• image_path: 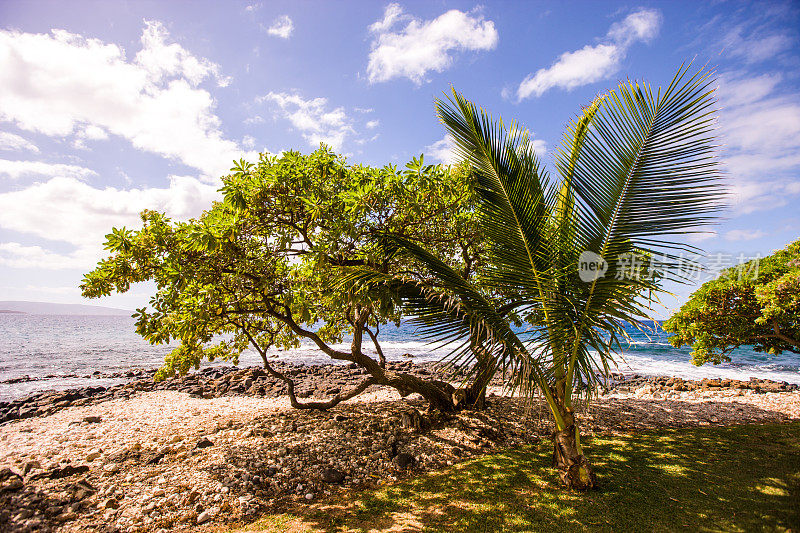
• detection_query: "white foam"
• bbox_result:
[260,340,800,385]
[613,352,800,384]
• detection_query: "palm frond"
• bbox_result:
[435,90,554,302]
[566,64,725,281]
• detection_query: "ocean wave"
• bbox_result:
[613,352,800,385]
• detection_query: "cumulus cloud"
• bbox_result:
[265,15,294,39]
[259,92,356,151]
[367,4,498,84]
[135,21,230,87]
[0,132,39,153]
[0,21,253,178]
[0,175,220,269]
[0,159,96,180]
[514,8,661,100]
[424,135,456,165]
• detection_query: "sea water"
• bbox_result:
[1,313,798,401]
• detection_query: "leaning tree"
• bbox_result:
[345,66,725,489]
[665,238,800,364]
[81,147,495,412]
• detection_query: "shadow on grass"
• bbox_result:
[275,422,800,533]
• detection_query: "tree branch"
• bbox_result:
[237,321,375,409]
[770,320,800,349]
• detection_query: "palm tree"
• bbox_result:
[346,65,724,489]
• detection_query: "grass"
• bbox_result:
[232,422,800,532]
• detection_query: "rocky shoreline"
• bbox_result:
[0,363,798,532]
[2,362,798,425]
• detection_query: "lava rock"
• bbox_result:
[321,468,345,484]
[0,468,23,492]
[195,437,214,449]
[392,453,415,469]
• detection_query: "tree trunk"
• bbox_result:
[461,362,494,409]
[552,422,596,490]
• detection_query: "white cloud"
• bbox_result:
[80,125,109,140]
[366,119,380,129]
[0,21,254,178]
[266,15,294,39]
[260,92,355,151]
[515,8,661,100]
[73,124,109,149]
[367,4,498,84]
[369,3,406,34]
[244,115,264,125]
[716,72,782,107]
[424,135,456,164]
[727,179,800,214]
[687,229,718,244]
[0,242,96,270]
[0,132,39,153]
[0,159,96,180]
[720,22,795,64]
[425,133,545,165]
[716,72,800,214]
[135,20,230,87]
[724,229,767,242]
[0,176,220,269]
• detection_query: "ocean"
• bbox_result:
[1,313,798,401]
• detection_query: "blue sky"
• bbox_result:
[0,0,798,317]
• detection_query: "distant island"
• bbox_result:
[0,301,133,316]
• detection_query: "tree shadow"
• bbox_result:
[286,421,800,532]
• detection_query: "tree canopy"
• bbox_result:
[345,65,725,489]
[664,238,800,365]
[81,147,490,411]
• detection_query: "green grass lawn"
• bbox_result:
[235,422,800,532]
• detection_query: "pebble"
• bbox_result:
[102,463,121,474]
[103,498,120,509]
[0,365,796,533]
[197,506,219,524]
[86,449,102,461]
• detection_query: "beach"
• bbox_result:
[1,364,798,533]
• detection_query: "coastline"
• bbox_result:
[2,361,799,425]
[0,362,798,532]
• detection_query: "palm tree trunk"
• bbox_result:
[551,406,597,490]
